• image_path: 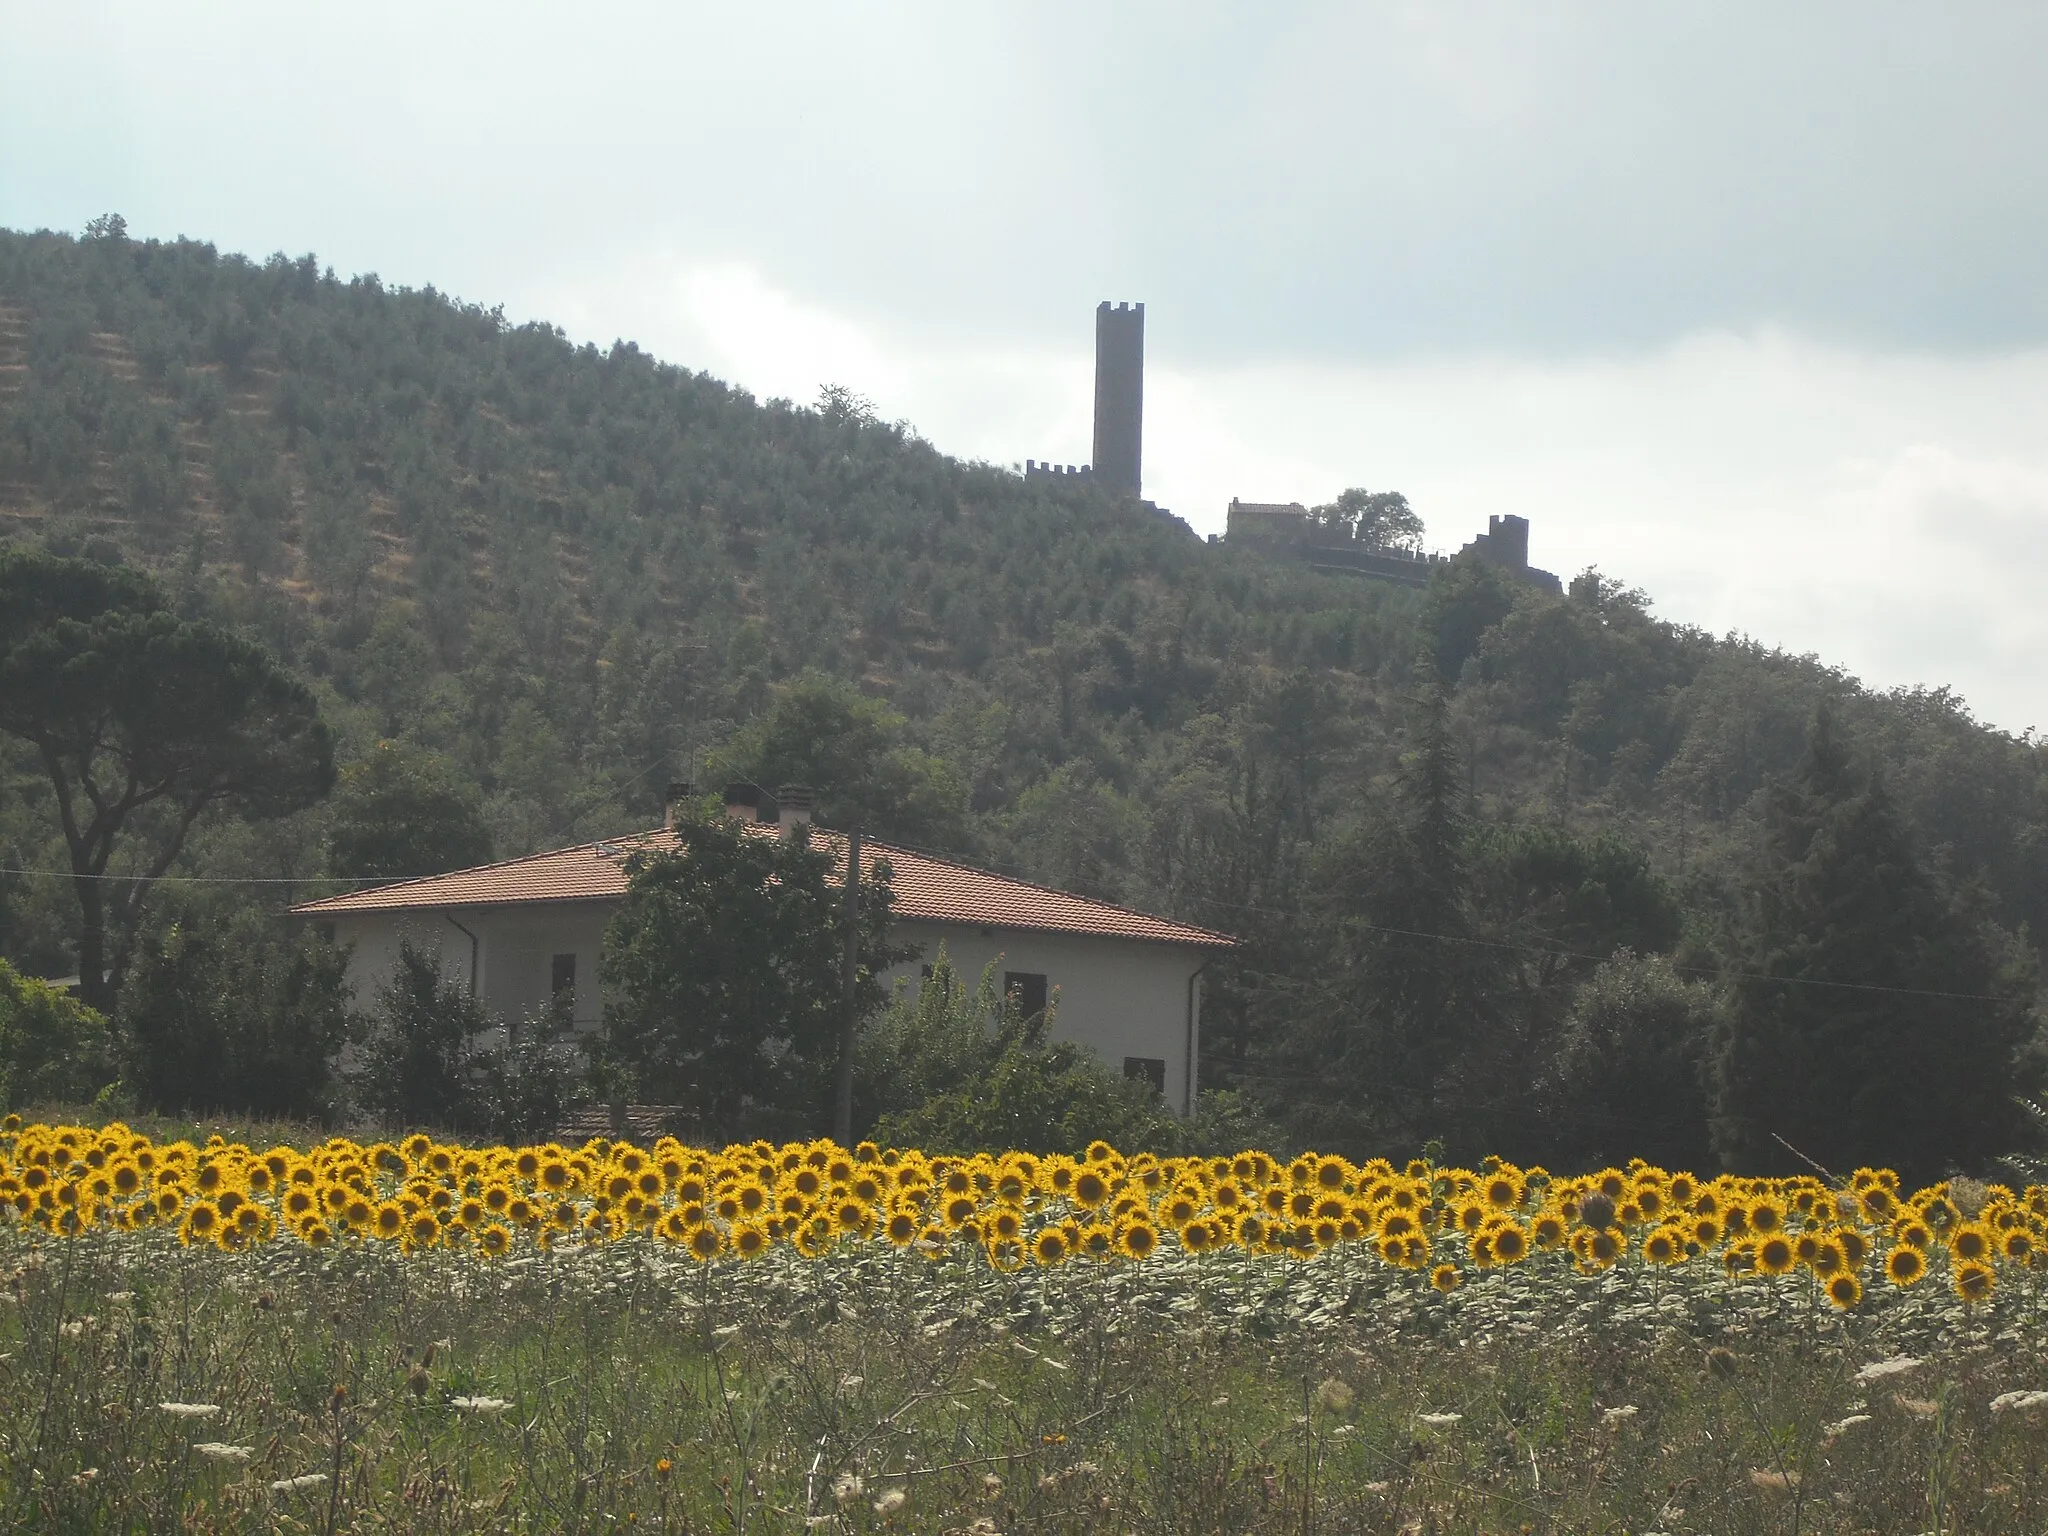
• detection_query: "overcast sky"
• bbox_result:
[6,3,2047,732]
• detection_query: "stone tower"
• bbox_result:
[1092,301,1144,499]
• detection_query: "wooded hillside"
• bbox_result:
[4,223,2043,1163]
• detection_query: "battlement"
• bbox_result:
[1025,460,1096,482]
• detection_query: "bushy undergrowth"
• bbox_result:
[5,1226,2048,1533]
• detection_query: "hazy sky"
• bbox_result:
[6,3,2047,732]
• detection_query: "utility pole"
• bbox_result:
[833,823,862,1146]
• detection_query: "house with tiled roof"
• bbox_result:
[292,785,1236,1115]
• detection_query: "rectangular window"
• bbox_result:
[1003,971,1048,1020]
[1124,1057,1167,1096]
[551,953,577,998]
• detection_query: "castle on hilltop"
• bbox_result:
[1025,301,1146,500]
[1021,302,1562,591]
[1226,501,1562,593]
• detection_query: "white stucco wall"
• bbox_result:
[882,922,1210,1115]
[320,905,1214,1114]
[323,902,612,1038]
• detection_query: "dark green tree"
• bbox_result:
[1713,712,2040,1183]
[719,672,969,848]
[600,815,899,1139]
[1419,557,1518,682]
[1468,823,1683,996]
[1537,952,1720,1173]
[326,739,493,884]
[0,549,334,1011]
[121,920,352,1119]
[1273,685,1503,1157]
[1311,488,1425,550]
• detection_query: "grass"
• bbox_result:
[5,1222,2048,1533]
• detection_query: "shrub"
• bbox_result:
[0,958,119,1108]
[121,922,349,1120]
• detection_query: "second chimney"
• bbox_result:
[722,782,763,822]
[664,781,694,829]
[776,784,814,835]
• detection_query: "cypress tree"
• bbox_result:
[1714,711,2038,1184]
[1282,684,1504,1158]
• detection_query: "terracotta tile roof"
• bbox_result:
[291,824,1237,949]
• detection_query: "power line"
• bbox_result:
[1,867,376,886]
[0,854,2023,1004]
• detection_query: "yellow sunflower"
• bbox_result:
[1883,1245,1926,1287]
[1117,1221,1159,1261]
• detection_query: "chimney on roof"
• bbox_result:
[722,782,763,822]
[663,782,694,829]
[776,784,814,835]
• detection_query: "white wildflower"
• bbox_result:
[449,1396,511,1415]
[158,1403,222,1419]
[1316,1378,1355,1412]
[832,1471,864,1503]
[1210,1395,1230,1407]
[271,1473,330,1493]
[1854,1356,1922,1383]
[1990,1390,2048,1415]
[59,1319,86,1338]
[1825,1413,1873,1437]
[1602,1405,1639,1424]
[838,1375,864,1394]
[1417,1411,1463,1427]
[194,1443,254,1462]
[872,1486,907,1515]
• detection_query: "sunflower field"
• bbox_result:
[7,1117,2043,1310]
[10,1117,2048,1532]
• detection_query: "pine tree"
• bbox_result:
[1714,711,2038,1184]
[1279,684,1504,1157]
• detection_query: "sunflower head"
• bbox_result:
[1950,1223,1993,1263]
[1755,1235,1796,1275]
[1952,1260,1995,1303]
[1884,1245,1927,1286]
[1032,1227,1070,1266]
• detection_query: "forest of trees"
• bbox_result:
[1,221,2043,1171]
